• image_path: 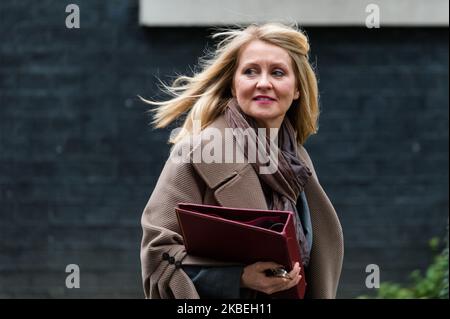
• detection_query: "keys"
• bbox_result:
[264,267,292,280]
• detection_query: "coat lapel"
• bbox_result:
[191,115,268,210]
[212,163,268,210]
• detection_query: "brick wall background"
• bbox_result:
[0,0,448,298]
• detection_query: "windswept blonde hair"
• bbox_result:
[141,22,320,145]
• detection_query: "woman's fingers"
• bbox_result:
[289,262,301,279]
[277,262,302,290]
[254,261,302,295]
[267,276,298,294]
[267,265,301,292]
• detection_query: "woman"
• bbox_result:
[140,23,344,299]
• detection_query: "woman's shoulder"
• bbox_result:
[297,144,311,161]
[169,114,230,160]
[167,114,249,187]
[297,144,318,181]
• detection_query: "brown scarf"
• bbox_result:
[224,98,312,266]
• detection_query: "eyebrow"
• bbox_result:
[240,61,290,69]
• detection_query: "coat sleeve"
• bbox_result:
[298,144,344,298]
[140,142,208,299]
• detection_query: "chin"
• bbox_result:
[250,111,280,121]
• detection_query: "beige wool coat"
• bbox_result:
[140,114,344,299]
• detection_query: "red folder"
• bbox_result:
[175,203,306,299]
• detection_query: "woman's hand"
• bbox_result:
[240,261,301,295]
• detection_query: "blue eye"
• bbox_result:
[244,68,257,75]
[273,70,285,77]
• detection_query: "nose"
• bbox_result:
[256,73,272,90]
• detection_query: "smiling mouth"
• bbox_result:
[253,97,276,104]
[253,96,277,103]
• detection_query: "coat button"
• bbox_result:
[175,261,182,269]
[168,256,175,264]
[162,253,170,261]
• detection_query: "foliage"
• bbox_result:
[359,236,449,299]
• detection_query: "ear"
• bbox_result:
[294,89,300,100]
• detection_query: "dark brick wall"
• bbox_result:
[0,0,448,298]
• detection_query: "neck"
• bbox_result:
[255,117,284,142]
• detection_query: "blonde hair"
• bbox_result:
[141,22,320,145]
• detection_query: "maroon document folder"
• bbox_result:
[175,203,306,299]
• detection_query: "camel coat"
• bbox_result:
[140,114,344,299]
